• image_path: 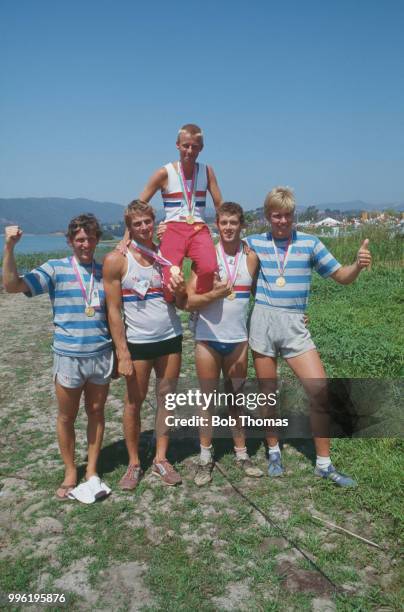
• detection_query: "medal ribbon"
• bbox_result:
[177,161,198,218]
[217,241,242,288]
[272,233,293,278]
[71,257,95,307]
[131,240,173,267]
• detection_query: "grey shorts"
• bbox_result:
[249,304,316,359]
[53,350,113,388]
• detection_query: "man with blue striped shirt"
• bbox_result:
[3,215,112,500]
[247,187,372,487]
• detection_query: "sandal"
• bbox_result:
[55,484,76,500]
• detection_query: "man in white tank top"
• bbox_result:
[139,123,223,300]
[103,200,187,489]
[186,203,263,486]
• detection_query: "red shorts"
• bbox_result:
[160,222,217,295]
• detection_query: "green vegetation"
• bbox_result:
[320,225,403,269]
[308,268,403,377]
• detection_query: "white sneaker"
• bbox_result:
[68,476,111,504]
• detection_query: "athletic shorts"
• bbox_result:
[249,304,316,359]
[53,349,113,388]
[127,335,183,361]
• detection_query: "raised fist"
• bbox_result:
[5,225,23,246]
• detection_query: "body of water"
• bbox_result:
[0,233,70,254]
[0,234,118,254]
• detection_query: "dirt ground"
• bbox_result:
[0,290,402,611]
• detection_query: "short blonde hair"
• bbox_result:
[177,123,204,144]
[124,199,155,229]
[264,186,295,219]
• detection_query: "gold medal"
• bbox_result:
[186,215,195,224]
[272,234,293,289]
[227,292,236,300]
[170,265,181,278]
[85,306,95,317]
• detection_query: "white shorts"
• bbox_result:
[53,350,113,388]
[249,304,316,359]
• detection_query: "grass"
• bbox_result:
[0,225,403,610]
[147,539,227,610]
[320,224,403,268]
[308,268,403,377]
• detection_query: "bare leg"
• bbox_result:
[285,349,330,457]
[252,352,279,447]
[84,382,109,478]
[124,360,153,465]
[195,341,222,448]
[223,342,248,448]
[285,350,357,486]
[154,352,182,462]
[55,382,82,489]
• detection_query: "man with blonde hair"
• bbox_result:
[138,123,223,300]
[263,186,296,218]
[246,187,372,486]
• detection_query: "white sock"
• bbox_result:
[316,455,332,470]
[268,443,281,456]
[200,444,213,463]
[234,446,249,461]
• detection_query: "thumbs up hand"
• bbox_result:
[356,238,372,270]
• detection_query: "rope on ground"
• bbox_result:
[214,460,343,595]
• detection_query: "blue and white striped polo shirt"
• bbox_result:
[23,257,112,357]
[246,231,341,312]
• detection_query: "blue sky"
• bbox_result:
[1,0,403,209]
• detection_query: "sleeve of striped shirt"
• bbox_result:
[311,238,341,278]
[245,235,256,250]
[23,261,56,297]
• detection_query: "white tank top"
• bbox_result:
[195,249,252,342]
[161,162,208,223]
[122,250,182,343]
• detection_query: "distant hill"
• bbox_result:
[0,198,125,233]
[315,200,404,212]
[245,200,404,218]
[1,197,402,234]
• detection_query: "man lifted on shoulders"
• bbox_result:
[139,123,223,298]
